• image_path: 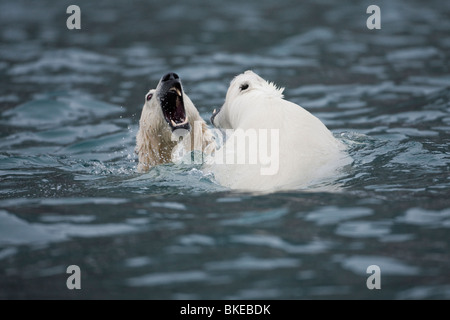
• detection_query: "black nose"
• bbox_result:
[162,72,179,82]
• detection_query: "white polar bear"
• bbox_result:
[135,72,215,172]
[207,70,351,192]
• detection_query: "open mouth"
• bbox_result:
[159,81,190,132]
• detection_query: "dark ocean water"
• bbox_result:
[0,0,449,299]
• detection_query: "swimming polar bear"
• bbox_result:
[135,72,215,172]
[208,70,351,192]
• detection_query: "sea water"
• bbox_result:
[0,0,449,299]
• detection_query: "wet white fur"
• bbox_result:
[206,70,351,192]
[135,88,215,172]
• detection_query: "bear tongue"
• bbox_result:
[165,94,187,126]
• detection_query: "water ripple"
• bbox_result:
[0,0,449,299]
[336,255,420,276]
[231,234,331,254]
[126,271,209,287]
[205,256,300,271]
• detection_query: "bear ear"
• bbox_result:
[267,82,285,98]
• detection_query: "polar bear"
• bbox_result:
[135,72,215,172]
[207,70,351,192]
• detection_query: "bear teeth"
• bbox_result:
[170,115,189,127]
[169,87,182,97]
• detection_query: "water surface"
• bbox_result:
[0,0,449,299]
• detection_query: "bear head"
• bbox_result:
[211,70,285,130]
